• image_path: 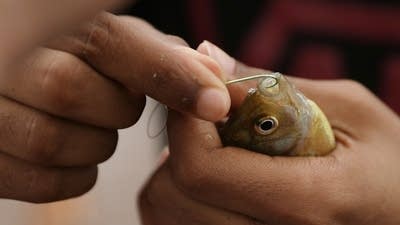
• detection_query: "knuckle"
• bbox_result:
[166,45,224,81]
[167,46,194,63]
[25,114,63,164]
[80,12,114,59]
[42,54,87,113]
[165,35,189,46]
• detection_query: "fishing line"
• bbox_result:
[146,73,280,139]
[146,102,168,139]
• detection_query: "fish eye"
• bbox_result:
[254,116,278,135]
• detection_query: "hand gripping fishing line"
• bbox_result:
[147,72,281,139]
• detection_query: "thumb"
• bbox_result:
[197,40,268,109]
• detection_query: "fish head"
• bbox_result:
[221,74,311,155]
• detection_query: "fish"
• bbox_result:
[221,73,335,156]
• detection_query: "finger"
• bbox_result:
[197,40,272,110]
[0,152,97,203]
[1,48,144,129]
[167,111,346,222]
[0,0,128,68]
[48,12,230,122]
[0,96,117,166]
[139,163,264,225]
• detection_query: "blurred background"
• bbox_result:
[130,0,400,114]
[1,0,399,225]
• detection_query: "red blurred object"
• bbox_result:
[187,0,400,114]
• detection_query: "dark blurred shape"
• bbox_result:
[125,0,400,114]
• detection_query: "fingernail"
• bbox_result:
[198,40,236,75]
[197,88,230,121]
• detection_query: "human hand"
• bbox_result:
[138,42,400,225]
[0,1,130,203]
[0,13,230,203]
[0,0,129,68]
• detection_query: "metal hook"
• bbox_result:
[225,73,281,88]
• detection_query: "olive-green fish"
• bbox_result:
[221,73,335,156]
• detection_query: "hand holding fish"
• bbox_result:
[139,42,400,225]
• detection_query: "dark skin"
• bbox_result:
[0,4,230,202]
[2,2,400,225]
[139,41,400,225]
